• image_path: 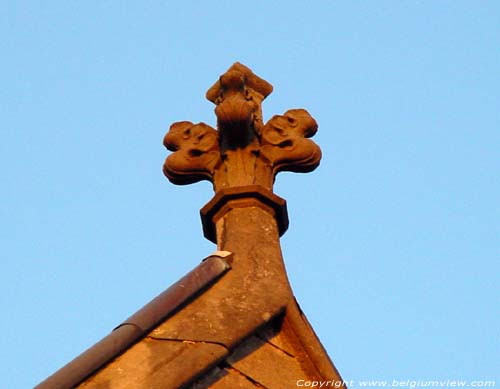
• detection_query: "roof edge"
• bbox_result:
[35,254,232,389]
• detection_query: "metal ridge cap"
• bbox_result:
[35,254,232,389]
[118,254,231,332]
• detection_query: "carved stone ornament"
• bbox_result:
[163,62,321,192]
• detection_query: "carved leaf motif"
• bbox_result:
[164,64,322,191]
[163,121,220,185]
[261,109,322,176]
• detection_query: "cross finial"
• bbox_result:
[163,63,321,193]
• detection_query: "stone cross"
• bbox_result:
[159,65,342,384]
[34,64,340,389]
[163,63,321,245]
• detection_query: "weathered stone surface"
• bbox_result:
[163,62,321,192]
[226,334,309,389]
[189,313,343,388]
[200,185,289,244]
[151,205,291,347]
[78,338,227,389]
[163,121,220,185]
[190,365,260,388]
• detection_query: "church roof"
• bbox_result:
[36,255,230,389]
[36,252,343,388]
[37,63,344,388]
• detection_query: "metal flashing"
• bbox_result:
[35,255,231,389]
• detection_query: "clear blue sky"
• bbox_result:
[1,2,498,388]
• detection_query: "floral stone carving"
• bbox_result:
[163,63,321,192]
